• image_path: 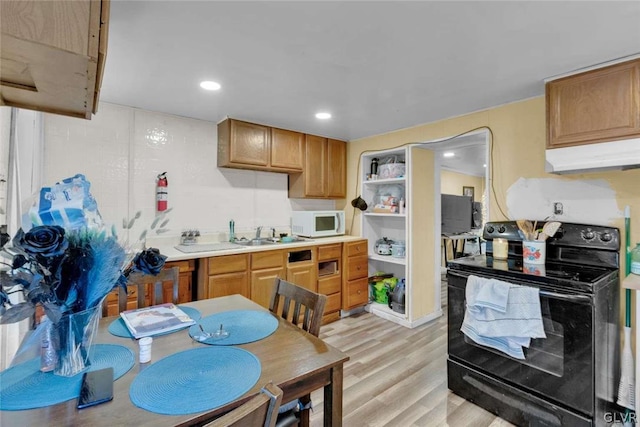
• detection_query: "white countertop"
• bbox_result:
[154,235,366,262]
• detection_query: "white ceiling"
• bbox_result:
[101,1,640,145]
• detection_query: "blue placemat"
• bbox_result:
[188,310,278,345]
[129,347,261,415]
[0,344,134,410]
[108,306,201,338]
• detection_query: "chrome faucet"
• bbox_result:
[255,226,263,239]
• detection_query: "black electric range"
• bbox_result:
[447,221,621,426]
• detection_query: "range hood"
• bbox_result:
[545,138,640,174]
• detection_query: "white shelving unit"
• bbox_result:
[360,145,442,328]
[360,147,411,325]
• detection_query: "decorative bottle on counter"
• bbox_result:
[229,220,235,242]
[631,243,640,275]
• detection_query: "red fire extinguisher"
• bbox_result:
[156,172,168,212]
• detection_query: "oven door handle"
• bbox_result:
[447,271,592,303]
[538,290,591,303]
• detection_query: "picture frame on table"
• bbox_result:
[463,186,474,200]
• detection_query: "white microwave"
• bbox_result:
[291,210,345,238]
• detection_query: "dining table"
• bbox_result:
[0,295,350,426]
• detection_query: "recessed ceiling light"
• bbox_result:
[443,152,455,158]
[483,164,487,168]
[315,112,331,120]
[200,81,221,91]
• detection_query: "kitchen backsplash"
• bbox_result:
[42,102,334,243]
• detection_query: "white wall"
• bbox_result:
[43,103,333,242]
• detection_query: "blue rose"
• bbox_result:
[133,248,167,275]
[14,226,68,258]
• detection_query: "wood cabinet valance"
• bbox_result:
[546,57,640,148]
[0,0,110,119]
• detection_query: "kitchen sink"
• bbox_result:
[233,238,277,246]
[233,236,314,246]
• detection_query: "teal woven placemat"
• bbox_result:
[108,306,201,338]
[129,347,261,415]
[188,309,278,345]
[0,344,134,410]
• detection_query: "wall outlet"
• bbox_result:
[553,202,563,215]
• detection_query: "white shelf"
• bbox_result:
[364,301,407,326]
[363,177,405,185]
[363,213,406,218]
[362,147,411,327]
[369,254,406,265]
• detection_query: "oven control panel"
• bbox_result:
[483,221,620,251]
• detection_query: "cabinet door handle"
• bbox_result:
[357,290,361,294]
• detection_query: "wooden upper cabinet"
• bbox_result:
[327,138,347,198]
[0,0,110,119]
[217,118,303,172]
[288,136,347,199]
[271,128,304,171]
[546,58,640,148]
[217,117,346,198]
[218,119,270,168]
[303,134,328,197]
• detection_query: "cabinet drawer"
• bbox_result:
[165,259,195,273]
[345,278,369,309]
[208,254,249,274]
[252,250,285,270]
[346,240,367,257]
[325,292,341,313]
[318,244,342,261]
[346,254,368,281]
[318,275,341,295]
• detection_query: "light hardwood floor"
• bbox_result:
[309,276,514,427]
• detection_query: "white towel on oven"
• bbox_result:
[461,275,546,359]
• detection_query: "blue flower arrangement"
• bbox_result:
[0,174,169,325]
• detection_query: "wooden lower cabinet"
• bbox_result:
[344,277,369,309]
[208,271,249,299]
[287,262,316,291]
[198,254,250,299]
[104,284,146,316]
[343,240,369,310]
[250,250,286,308]
[251,267,285,308]
[317,243,342,324]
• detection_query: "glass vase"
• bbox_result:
[52,305,101,377]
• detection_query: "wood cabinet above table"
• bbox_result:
[0,0,110,119]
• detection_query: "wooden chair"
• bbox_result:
[269,278,327,427]
[102,266,180,317]
[268,278,327,337]
[204,383,283,427]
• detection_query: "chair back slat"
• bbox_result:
[102,267,180,317]
[268,278,327,337]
